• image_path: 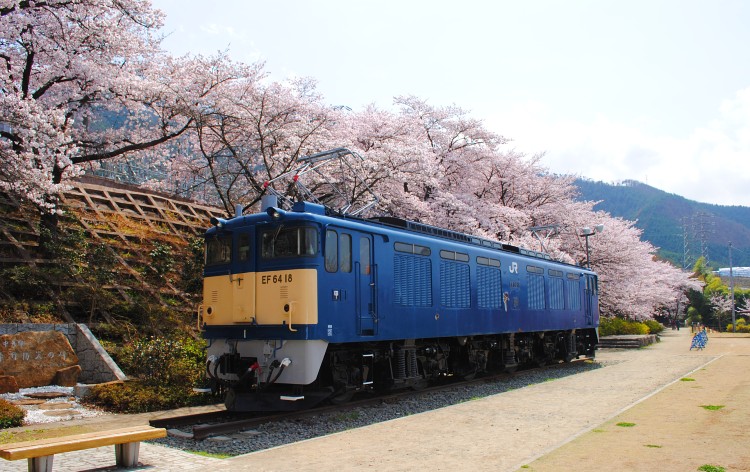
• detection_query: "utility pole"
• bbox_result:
[730,242,736,332]
[681,217,692,270]
[580,224,605,269]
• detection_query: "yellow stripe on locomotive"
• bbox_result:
[201,268,318,327]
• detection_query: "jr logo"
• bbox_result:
[509,262,518,274]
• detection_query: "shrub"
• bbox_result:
[598,317,621,336]
[84,381,211,413]
[725,319,750,333]
[643,320,664,334]
[84,335,214,413]
[0,399,25,429]
[149,242,175,279]
[599,317,650,336]
[118,336,205,388]
[178,237,205,294]
[0,266,47,299]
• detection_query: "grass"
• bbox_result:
[333,411,361,422]
[680,377,696,381]
[459,395,484,403]
[616,422,636,427]
[698,465,726,472]
[700,405,725,411]
[188,450,233,459]
[645,444,662,448]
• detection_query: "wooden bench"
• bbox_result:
[0,425,167,472]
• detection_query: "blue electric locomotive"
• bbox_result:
[201,199,599,411]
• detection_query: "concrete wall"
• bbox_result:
[0,323,127,384]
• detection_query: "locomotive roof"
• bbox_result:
[364,215,552,261]
[210,200,593,272]
[287,202,563,266]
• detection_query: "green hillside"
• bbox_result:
[574,179,750,269]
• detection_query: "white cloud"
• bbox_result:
[485,88,750,207]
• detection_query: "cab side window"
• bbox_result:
[360,237,371,275]
[339,233,352,273]
[325,230,338,272]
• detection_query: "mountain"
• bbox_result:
[574,179,750,269]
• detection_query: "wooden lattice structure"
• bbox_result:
[0,176,223,323]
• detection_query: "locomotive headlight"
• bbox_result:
[210,217,228,228]
[266,207,286,220]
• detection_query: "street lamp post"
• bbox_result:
[730,242,735,332]
[580,224,604,268]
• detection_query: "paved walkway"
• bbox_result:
[0,329,741,471]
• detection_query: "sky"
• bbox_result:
[150,0,750,207]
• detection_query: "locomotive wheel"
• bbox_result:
[462,370,478,381]
[329,389,355,404]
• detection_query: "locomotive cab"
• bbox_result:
[201,204,335,410]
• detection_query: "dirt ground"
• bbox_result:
[522,332,750,472]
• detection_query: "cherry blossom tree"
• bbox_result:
[0,0,247,222]
[170,76,340,216]
[709,293,734,329]
[552,206,701,319]
[1,0,161,210]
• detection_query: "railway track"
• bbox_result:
[150,359,592,440]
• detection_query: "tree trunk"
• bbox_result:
[38,165,63,257]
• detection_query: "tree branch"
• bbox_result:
[71,120,192,165]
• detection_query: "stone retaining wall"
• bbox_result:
[0,323,126,384]
[597,334,660,349]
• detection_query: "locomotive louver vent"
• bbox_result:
[211,291,219,303]
[280,287,288,299]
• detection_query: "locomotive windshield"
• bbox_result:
[261,225,318,259]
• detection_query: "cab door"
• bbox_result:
[231,230,255,322]
[356,234,377,335]
[584,274,597,326]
